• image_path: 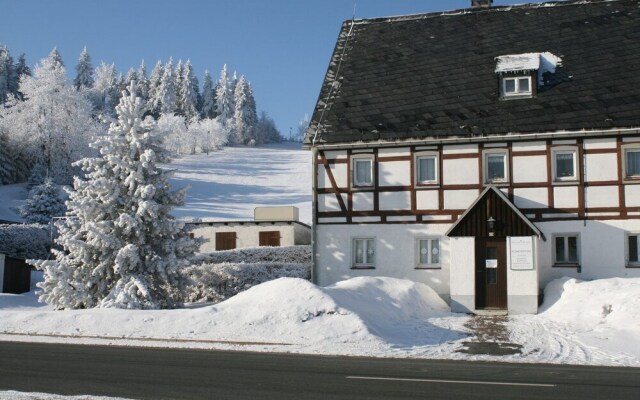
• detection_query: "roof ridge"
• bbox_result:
[349,0,629,25]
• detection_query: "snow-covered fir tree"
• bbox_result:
[19,178,66,224]
[14,52,31,100]
[48,47,64,68]
[294,114,310,142]
[136,60,149,106]
[179,60,199,123]
[33,82,201,310]
[232,76,258,144]
[147,60,164,117]
[0,129,16,184]
[200,70,216,119]
[215,64,233,126]
[74,47,94,90]
[158,58,176,115]
[0,50,97,184]
[0,45,17,104]
[91,62,119,117]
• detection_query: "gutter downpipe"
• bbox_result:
[310,146,319,285]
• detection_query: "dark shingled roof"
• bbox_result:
[305,0,640,146]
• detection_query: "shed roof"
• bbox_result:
[306,0,640,146]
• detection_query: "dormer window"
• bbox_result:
[502,76,532,97]
[495,52,562,100]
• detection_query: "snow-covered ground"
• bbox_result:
[1,271,639,367]
[0,142,312,224]
[169,143,311,224]
[0,392,131,400]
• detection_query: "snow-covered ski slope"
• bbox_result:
[169,143,311,224]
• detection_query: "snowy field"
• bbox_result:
[0,142,312,224]
[169,143,312,224]
[1,271,640,367]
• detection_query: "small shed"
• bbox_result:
[188,206,311,253]
[0,253,31,294]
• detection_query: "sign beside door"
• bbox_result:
[509,236,534,270]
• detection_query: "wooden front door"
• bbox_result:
[259,231,281,247]
[475,238,507,309]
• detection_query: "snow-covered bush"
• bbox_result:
[0,224,50,259]
[178,245,311,303]
[18,178,66,224]
[32,82,201,310]
[154,113,187,155]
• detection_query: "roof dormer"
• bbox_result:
[495,52,562,100]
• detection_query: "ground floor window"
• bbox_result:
[416,238,440,268]
[553,234,580,266]
[627,233,640,267]
[215,232,237,251]
[353,238,375,268]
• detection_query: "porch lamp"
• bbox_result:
[487,216,496,237]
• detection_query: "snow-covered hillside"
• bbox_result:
[169,143,311,224]
[0,143,312,225]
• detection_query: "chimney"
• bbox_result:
[471,0,493,8]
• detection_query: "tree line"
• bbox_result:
[0,44,283,186]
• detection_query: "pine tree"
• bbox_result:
[74,47,94,90]
[158,58,176,115]
[48,47,64,69]
[0,45,16,104]
[136,60,149,106]
[232,76,257,144]
[179,60,199,123]
[0,129,16,184]
[215,65,233,130]
[174,60,184,115]
[91,62,119,117]
[19,178,66,224]
[255,111,282,144]
[147,60,164,117]
[200,70,216,119]
[32,82,200,309]
[14,53,31,100]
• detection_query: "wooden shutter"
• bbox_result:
[215,232,237,251]
[259,231,281,247]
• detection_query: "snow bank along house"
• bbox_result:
[304,0,640,314]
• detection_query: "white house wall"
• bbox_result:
[315,224,451,300]
[449,237,475,313]
[193,223,302,253]
[379,161,411,186]
[443,158,479,185]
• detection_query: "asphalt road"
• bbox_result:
[1,341,639,399]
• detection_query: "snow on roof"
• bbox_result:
[495,51,561,74]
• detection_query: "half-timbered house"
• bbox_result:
[304,0,640,313]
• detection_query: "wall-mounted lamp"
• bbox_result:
[487,216,496,237]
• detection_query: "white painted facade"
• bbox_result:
[312,134,640,314]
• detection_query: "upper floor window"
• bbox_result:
[483,150,508,184]
[352,155,374,187]
[415,153,438,185]
[623,145,640,180]
[502,76,532,98]
[552,147,578,182]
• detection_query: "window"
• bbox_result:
[483,151,508,183]
[415,153,438,185]
[259,231,281,247]
[352,155,374,187]
[416,238,440,268]
[552,148,578,182]
[353,238,375,268]
[553,234,580,266]
[502,76,532,98]
[215,232,236,251]
[627,233,640,267]
[623,147,640,180]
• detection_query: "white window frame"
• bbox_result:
[352,237,376,268]
[501,76,533,98]
[351,154,374,188]
[625,232,640,268]
[552,233,580,266]
[415,152,439,186]
[622,144,640,182]
[483,149,509,184]
[551,147,579,183]
[416,237,441,269]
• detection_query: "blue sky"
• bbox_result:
[0,0,543,136]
